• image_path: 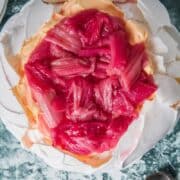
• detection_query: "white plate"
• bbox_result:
[0,0,8,23]
[0,0,179,174]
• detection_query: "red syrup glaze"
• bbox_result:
[25,9,157,155]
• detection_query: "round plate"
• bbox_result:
[0,0,8,23]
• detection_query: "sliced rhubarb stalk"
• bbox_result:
[112,90,134,118]
[79,46,110,57]
[51,57,93,77]
[92,61,108,79]
[125,81,157,105]
[33,89,65,128]
[120,43,145,90]
[66,77,95,121]
[45,25,81,54]
[49,43,73,59]
[25,63,52,91]
[94,79,112,113]
[107,31,128,76]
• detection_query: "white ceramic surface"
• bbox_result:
[0,0,8,23]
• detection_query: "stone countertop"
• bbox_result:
[0,0,179,179]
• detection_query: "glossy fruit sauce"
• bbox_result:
[25,9,157,155]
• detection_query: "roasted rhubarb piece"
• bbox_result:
[24,9,157,156]
[119,43,146,90]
